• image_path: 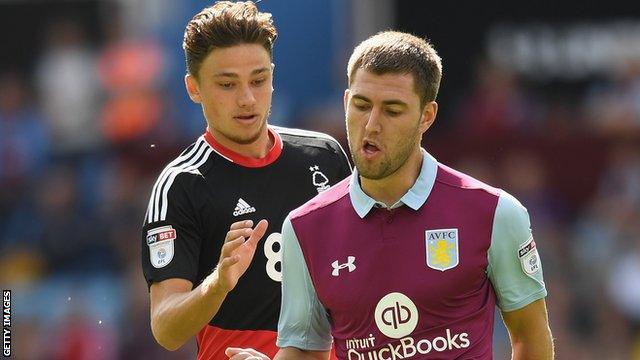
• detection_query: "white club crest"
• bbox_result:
[310,165,330,193]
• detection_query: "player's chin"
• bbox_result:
[354,162,378,179]
[235,126,266,145]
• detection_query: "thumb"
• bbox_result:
[225,347,242,356]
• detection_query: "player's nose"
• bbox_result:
[364,107,382,133]
[237,85,257,108]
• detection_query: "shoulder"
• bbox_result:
[496,191,527,215]
[274,126,351,175]
[155,136,213,175]
[432,161,528,220]
[274,125,341,144]
[145,137,212,223]
[435,162,502,198]
[489,190,533,264]
[153,137,212,188]
[290,177,351,220]
[494,191,530,233]
[274,126,345,153]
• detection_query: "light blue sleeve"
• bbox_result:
[276,216,333,350]
[488,191,547,312]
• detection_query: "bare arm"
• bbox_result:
[150,219,268,350]
[274,347,330,360]
[502,298,554,360]
[150,277,224,350]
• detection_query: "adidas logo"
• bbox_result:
[233,198,256,216]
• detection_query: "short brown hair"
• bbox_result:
[347,31,442,106]
[183,1,278,78]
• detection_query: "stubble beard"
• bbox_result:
[349,123,420,181]
[227,118,266,145]
[216,109,270,145]
[354,140,414,180]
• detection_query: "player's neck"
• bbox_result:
[360,149,423,208]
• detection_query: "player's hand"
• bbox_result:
[225,347,271,360]
[213,219,269,294]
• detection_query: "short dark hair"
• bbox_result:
[182,1,278,78]
[347,31,442,106]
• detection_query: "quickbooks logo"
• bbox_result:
[346,330,471,360]
[374,292,418,339]
[353,292,470,360]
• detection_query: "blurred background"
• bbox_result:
[0,0,639,358]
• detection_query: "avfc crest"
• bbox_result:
[425,228,459,271]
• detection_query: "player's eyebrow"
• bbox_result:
[251,67,270,75]
[213,67,271,78]
[352,94,408,107]
[382,100,408,107]
[352,94,371,103]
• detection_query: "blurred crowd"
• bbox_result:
[1,12,640,360]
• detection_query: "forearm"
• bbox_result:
[151,271,228,350]
[511,329,554,360]
[502,299,554,360]
[274,347,330,360]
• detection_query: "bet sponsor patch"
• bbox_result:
[518,237,540,276]
[147,225,176,268]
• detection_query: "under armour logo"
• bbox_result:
[332,256,356,276]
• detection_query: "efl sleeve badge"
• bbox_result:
[518,237,541,276]
[147,225,177,268]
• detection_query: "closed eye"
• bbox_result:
[251,78,267,86]
[385,109,402,117]
[352,99,371,111]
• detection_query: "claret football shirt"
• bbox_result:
[277,149,546,359]
[141,126,351,360]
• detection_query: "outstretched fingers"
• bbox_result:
[246,219,269,248]
[217,238,243,270]
[225,228,251,243]
[219,219,268,267]
[225,347,270,360]
[229,219,254,231]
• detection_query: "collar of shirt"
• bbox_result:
[349,148,438,218]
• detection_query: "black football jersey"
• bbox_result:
[141,126,351,359]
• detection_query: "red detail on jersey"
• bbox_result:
[204,127,283,168]
[157,229,176,241]
[518,238,536,258]
[196,325,338,360]
[196,326,278,360]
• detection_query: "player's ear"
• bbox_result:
[419,101,438,134]
[343,89,350,113]
[271,63,275,92]
[185,74,202,103]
